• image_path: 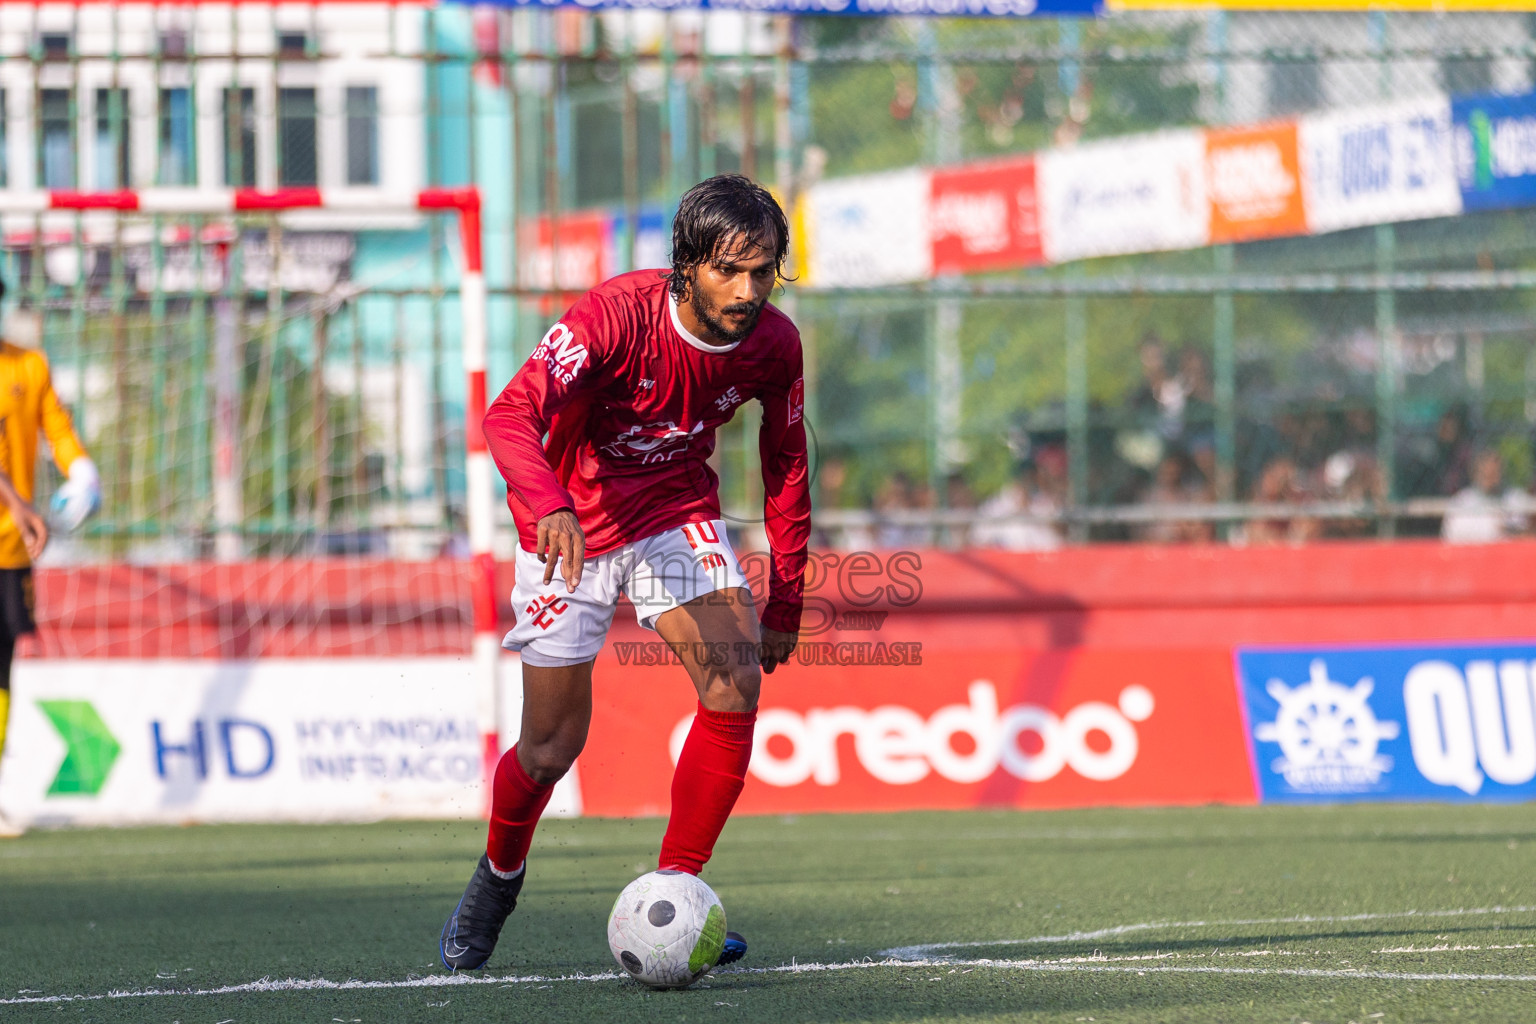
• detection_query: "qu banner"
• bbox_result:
[1237,643,1536,804]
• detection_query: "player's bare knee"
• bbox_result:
[518,741,582,784]
[702,662,760,712]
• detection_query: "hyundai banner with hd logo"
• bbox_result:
[1237,644,1536,803]
[0,659,581,828]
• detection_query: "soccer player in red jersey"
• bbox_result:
[440,175,810,972]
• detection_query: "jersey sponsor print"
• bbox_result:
[483,270,812,634]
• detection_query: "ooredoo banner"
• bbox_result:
[578,645,1256,816]
[1037,129,1209,262]
[1299,97,1462,234]
[930,157,1043,275]
[803,169,933,287]
[1206,121,1306,243]
[1237,643,1536,804]
[0,658,582,827]
[1452,91,1536,212]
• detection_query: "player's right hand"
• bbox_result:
[52,456,101,533]
[536,509,586,593]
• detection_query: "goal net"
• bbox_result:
[0,186,502,767]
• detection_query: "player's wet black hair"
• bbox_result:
[668,174,790,300]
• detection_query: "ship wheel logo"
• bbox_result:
[1254,658,1400,793]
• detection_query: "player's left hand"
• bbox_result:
[15,502,47,561]
[759,628,797,674]
[52,456,101,533]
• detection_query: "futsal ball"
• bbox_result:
[607,869,727,989]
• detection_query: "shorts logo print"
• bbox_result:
[525,594,571,631]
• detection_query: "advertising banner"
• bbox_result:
[1237,643,1536,804]
[459,0,1099,17]
[578,644,1256,817]
[631,207,671,271]
[930,157,1044,275]
[0,658,576,827]
[1205,121,1307,243]
[1452,91,1536,212]
[1299,96,1462,234]
[803,169,933,287]
[517,209,613,292]
[1037,130,1209,263]
[1108,0,1532,9]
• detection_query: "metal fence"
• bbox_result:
[3,4,1535,556]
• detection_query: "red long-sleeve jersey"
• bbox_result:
[484,270,811,634]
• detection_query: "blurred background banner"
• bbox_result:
[1037,129,1210,261]
[459,0,1102,18]
[1205,121,1306,243]
[1453,91,1536,211]
[1109,0,1536,8]
[929,157,1044,273]
[1296,97,1462,234]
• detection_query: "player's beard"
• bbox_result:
[689,284,764,345]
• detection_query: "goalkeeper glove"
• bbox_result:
[52,456,101,532]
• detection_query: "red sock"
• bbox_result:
[486,745,556,874]
[658,703,756,875]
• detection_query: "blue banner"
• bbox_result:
[1236,643,1536,803]
[455,0,1099,17]
[1452,91,1536,211]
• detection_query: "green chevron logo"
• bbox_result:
[37,700,120,797]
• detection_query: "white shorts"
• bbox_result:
[502,519,752,668]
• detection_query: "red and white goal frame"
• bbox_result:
[0,185,504,785]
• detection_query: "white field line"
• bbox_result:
[878,904,1536,959]
[6,957,1536,1006]
[6,904,1535,1007]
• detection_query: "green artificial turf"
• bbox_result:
[2,804,1534,1023]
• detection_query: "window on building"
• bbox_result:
[1268,60,1322,116]
[278,87,317,186]
[345,86,378,186]
[40,33,70,61]
[223,86,256,187]
[277,32,310,60]
[1441,57,1493,97]
[159,28,188,60]
[39,88,74,188]
[159,87,193,185]
[94,87,131,189]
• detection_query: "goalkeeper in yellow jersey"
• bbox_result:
[0,277,100,838]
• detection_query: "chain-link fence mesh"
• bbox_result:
[3,5,1536,553]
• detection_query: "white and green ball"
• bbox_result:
[606,869,727,989]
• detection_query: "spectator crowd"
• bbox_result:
[811,332,1536,550]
